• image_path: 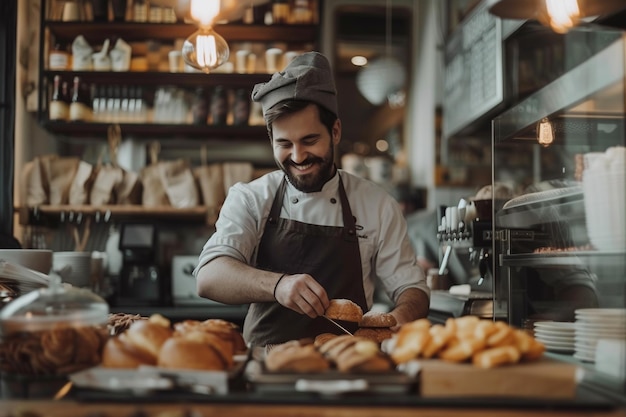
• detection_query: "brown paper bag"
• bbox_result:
[158,159,199,208]
[46,156,80,205]
[69,161,95,205]
[22,160,45,206]
[140,142,169,207]
[115,170,142,204]
[91,124,141,206]
[25,154,58,206]
[193,147,225,207]
[222,162,254,196]
[194,163,225,207]
[90,164,124,205]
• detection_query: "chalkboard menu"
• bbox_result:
[443,0,503,139]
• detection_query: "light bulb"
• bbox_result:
[544,0,580,34]
[189,0,220,25]
[182,27,230,74]
[537,117,555,147]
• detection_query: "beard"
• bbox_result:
[277,145,336,193]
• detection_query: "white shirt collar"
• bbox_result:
[285,170,340,196]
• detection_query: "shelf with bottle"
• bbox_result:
[43,77,267,138]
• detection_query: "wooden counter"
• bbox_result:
[1,400,625,417]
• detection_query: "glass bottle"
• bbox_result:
[232,88,250,126]
[49,75,69,121]
[210,86,228,126]
[110,0,128,22]
[191,88,209,125]
[272,0,290,24]
[69,76,93,122]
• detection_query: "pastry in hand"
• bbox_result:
[324,299,363,322]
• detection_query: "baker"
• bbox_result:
[193,51,430,347]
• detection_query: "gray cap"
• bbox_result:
[251,51,338,116]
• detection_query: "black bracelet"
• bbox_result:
[273,273,287,299]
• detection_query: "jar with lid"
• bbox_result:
[0,276,109,377]
[48,44,70,70]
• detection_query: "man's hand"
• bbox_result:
[274,273,330,318]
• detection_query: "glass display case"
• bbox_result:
[492,25,625,400]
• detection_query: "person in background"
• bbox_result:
[193,52,429,347]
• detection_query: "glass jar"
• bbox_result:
[0,276,109,376]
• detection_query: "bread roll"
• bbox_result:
[179,330,234,369]
[358,311,397,328]
[265,343,330,373]
[101,333,156,368]
[174,318,247,354]
[354,327,394,343]
[324,299,363,322]
[157,337,226,371]
[314,333,338,348]
[125,319,173,360]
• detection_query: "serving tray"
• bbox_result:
[244,360,419,395]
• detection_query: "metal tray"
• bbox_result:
[244,360,419,395]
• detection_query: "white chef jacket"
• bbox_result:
[193,169,429,308]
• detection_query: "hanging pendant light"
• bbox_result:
[489,0,626,34]
[166,0,271,24]
[356,0,406,106]
[537,117,555,147]
[181,0,230,73]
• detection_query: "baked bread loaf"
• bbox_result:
[157,337,227,371]
[318,335,393,373]
[324,299,363,322]
[314,333,338,348]
[101,314,245,370]
[265,342,330,373]
[354,327,394,344]
[358,311,397,328]
[173,318,247,354]
[124,315,173,360]
[101,333,156,368]
[389,317,546,368]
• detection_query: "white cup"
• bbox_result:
[236,50,251,74]
[265,48,283,73]
[62,1,80,21]
[168,50,183,73]
[53,251,92,288]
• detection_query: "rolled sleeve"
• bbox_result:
[373,195,430,303]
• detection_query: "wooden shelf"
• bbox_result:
[41,121,268,139]
[45,21,319,44]
[43,71,272,88]
[18,205,220,225]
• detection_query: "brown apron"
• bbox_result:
[243,173,367,346]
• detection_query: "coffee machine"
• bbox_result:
[427,200,497,324]
[116,223,168,306]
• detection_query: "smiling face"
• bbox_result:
[271,104,341,193]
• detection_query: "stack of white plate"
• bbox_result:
[574,308,626,363]
[533,321,576,353]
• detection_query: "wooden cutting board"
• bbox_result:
[418,357,580,399]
